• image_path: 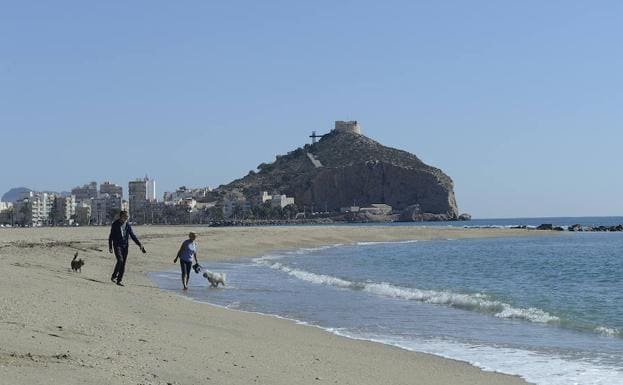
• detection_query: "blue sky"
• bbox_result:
[1,1,622,218]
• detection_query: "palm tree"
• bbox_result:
[48,200,58,226]
[282,204,298,220]
[7,206,15,226]
[19,201,32,227]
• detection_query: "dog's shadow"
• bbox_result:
[80,277,107,284]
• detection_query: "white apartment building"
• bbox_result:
[51,195,76,225]
[17,191,55,226]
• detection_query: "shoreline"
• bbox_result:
[0,225,538,385]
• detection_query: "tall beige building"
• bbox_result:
[100,181,123,197]
[91,194,122,225]
[129,179,147,223]
[71,182,98,204]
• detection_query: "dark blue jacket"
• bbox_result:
[108,220,141,249]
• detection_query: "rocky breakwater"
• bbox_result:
[535,223,623,232]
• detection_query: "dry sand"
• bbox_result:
[0,225,538,385]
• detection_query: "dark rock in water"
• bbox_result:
[458,213,472,221]
[510,225,527,229]
[399,205,422,222]
[337,211,396,223]
[419,213,451,222]
[536,223,554,230]
[598,224,623,232]
[553,226,565,231]
[568,224,582,232]
[398,206,450,222]
[576,225,623,232]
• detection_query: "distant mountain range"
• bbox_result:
[2,187,70,202]
[2,187,32,202]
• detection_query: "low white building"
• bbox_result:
[360,204,392,215]
[0,201,13,212]
[0,201,14,225]
[164,186,193,203]
[163,186,211,204]
[260,191,295,208]
[271,195,295,209]
[340,206,360,213]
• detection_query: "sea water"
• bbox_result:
[150,220,623,385]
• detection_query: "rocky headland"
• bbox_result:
[220,122,462,221]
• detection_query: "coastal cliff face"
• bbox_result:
[223,130,459,217]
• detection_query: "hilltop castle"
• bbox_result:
[333,120,361,135]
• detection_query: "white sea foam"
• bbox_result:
[252,254,288,263]
[252,244,343,263]
[151,262,622,385]
[595,326,621,337]
[258,261,560,325]
[494,306,560,323]
[293,244,344,253]
[332,331,623,385]
[355,240,419,246]
[363,282,559,323]
[266,262,353,288]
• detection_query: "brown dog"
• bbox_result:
[71,252,85,273]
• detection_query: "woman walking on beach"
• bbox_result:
[173,232,198,290]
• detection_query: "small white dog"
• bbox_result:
[202,271,226,288]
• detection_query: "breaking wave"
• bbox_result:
[595,326,621,337]
[255,259,560,324]
[252,244,344,263]
[356,240,419,246]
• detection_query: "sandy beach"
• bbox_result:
[0,225,537,385]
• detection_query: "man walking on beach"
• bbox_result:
[108,210,146,286]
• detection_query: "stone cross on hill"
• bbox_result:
[309,130,324,144]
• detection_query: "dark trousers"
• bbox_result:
[180,260,192,277]
[112,244,129,283]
